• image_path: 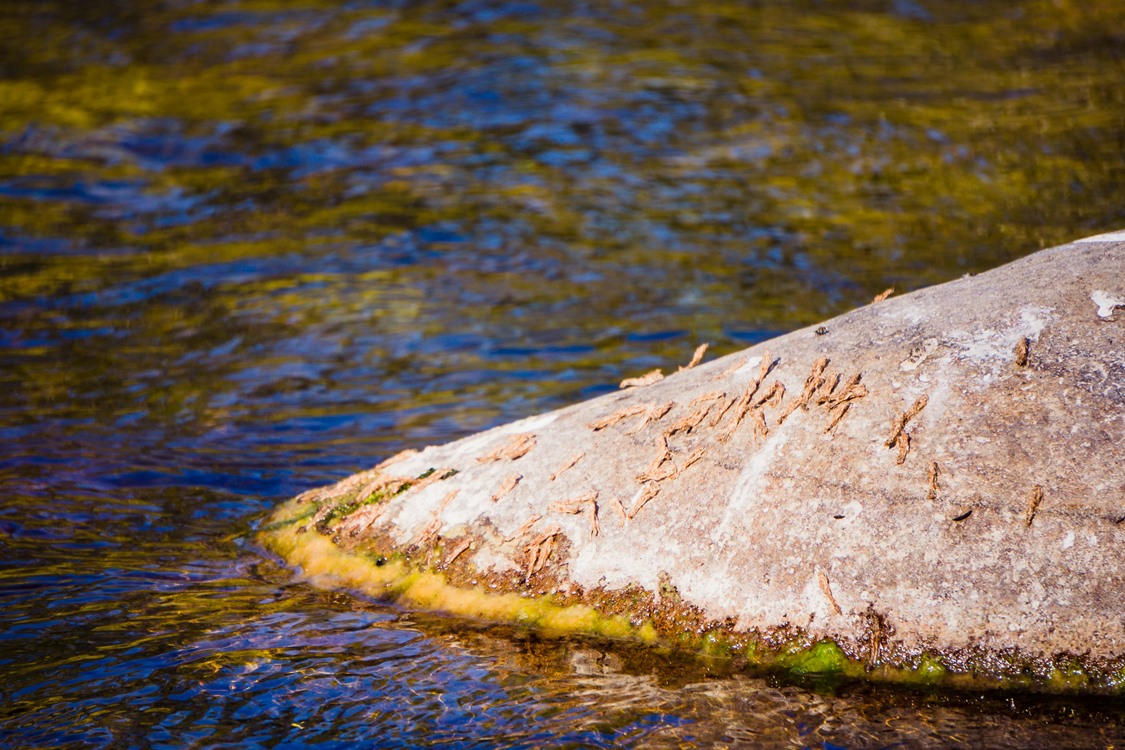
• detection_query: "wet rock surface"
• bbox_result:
[264,233,1125,691]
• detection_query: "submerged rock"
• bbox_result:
[260,232,1125,693]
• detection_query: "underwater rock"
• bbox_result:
[261,232,1125,692]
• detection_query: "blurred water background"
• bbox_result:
[1,0,1124,746]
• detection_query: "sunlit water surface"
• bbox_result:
[2,1,1124,747]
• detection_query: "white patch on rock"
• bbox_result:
[1019,305,1053,337]
[948,305,1054,375]
[509,412,557,433]
[1090,290,1125,319]
[1061,530,1076,550]
[734,355,764,378]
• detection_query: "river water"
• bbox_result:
[1,1,1123,747]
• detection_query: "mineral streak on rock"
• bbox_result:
[260,235,1125,694]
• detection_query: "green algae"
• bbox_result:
[1049,658,1091,692]
[914,653,948,685]
[778,640,856,677]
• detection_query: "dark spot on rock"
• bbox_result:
[816,327,829,336]
[952,508,973,522]
[833,514,845,519]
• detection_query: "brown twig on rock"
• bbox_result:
[1025,485,1044,527]
[478,433,537,463]
[750,408,769,437]
[588,403,649,431]
[664,405,712,438]
[523,528,560,577]
[626,483,661,520]
[549,451,585,481]
[442,538,473,568]
[886,395,928,453]
[586,497,600,538]
[636,456,677,483]
[752,381,785,410]
[708,396,738,427]
[895,431,912,465]
[620,369,664,389]
[680,343,709,371]
[549,490,599,537]
[626,401,675,434]
[679,447,706,473]
[636,437,674,483]
[824,402,850,434]
[611,496,628,526]
[504,514,542,543]
[689,390,726,407]
[777,356,829,424]
[823,373,867,410]
[414,516,443,546]
[818,570,843,616]
[491,473,521,502]
[1015,337,1030,367]
[815,369,841,404]
[719,349,773,439]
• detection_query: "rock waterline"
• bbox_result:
[260,234,1125,693]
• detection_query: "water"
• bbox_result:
[2,0,1124,746]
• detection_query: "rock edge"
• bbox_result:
[261,234,1125,693]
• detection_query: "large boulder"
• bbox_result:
[260,232,1125,693]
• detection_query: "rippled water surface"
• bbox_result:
[2,1,1124,747]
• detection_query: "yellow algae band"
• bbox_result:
[259,500,655,643]
[259,499,1125,694]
